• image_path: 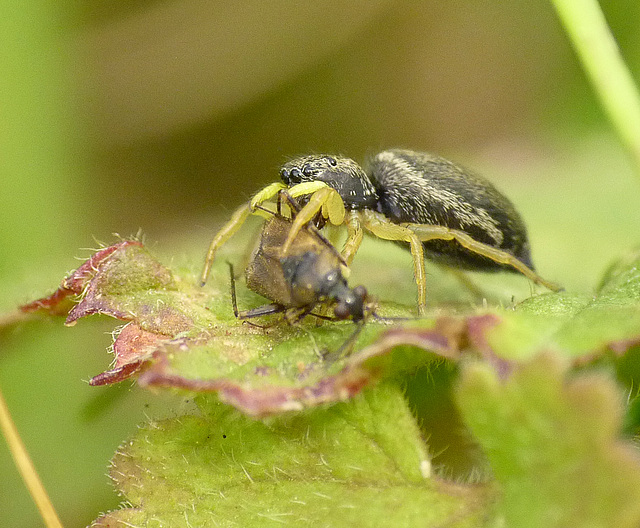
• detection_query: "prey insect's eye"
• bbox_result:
[353,285,367,299]
[333,301,350,320]
[326,157,337,166]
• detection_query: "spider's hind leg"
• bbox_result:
[405,223,562,292]
[360,210,427,315]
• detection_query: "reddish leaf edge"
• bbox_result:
[137,315,500,418]
[20,241,144,319]
[16,241,640,417]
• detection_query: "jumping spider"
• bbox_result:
[202,149,561,314]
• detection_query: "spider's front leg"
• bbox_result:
[249,182,288,210]
[200,182,288,286]
[281,182,346,255]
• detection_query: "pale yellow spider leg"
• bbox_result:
[281,187,346,254]
[406,223,562,292]
[361,211,427,315]
[281,181,331,253]
[200,202,252,285]
[202,181,294,285]
[250,182,287,210]
[342,211,364,267]
[288,181,345,224]
[287,180,331,198]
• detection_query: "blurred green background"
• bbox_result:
[1,1,639,526]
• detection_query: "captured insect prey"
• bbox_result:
[230,194,375,325]
[202,149,562,314]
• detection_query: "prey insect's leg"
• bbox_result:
[361,211,427,315]
[284,306,315,325]
[342,211,364,267]
[282,186,346,254]
[229,262,289,323]
[201,203,252,286]
[321,321,366,363]
[238,303,288,320]
[228,262,240,318]
[406,223,562,292]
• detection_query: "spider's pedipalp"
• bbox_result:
[281,186,346,255]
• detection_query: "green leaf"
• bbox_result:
[14,221,640,526]
[455,354,640,528]
[479,247,640,362]
[16,240,484,416]
[92,383,490,527]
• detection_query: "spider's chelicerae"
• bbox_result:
[202,149,561,314]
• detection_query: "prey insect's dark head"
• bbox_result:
[333,285,368,322]
[280,155,378,209]
[278,244,372,323]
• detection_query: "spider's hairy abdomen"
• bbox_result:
[367,149,533,270]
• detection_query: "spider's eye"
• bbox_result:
[327,157,337,167]
[302,164,314,177]
[289,168,302,183]
[280,168,289,183]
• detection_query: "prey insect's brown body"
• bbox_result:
[233,197,371,324]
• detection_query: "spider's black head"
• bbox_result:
[280,155,378,209]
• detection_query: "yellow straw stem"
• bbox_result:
[0,386,64,528]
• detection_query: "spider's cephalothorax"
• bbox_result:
[202,149,561,314]
[280,155,378,209]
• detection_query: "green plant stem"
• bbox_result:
[550,0,640,177]
[0,386,64,528]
